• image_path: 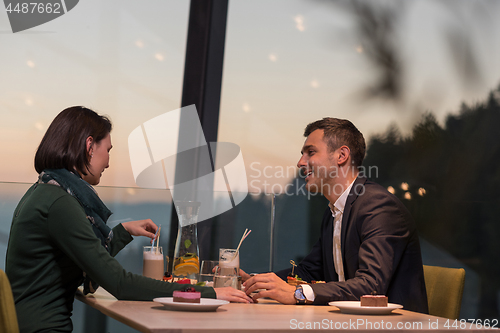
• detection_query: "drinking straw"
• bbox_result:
[156,226,161,252]
[151,225,161,252]
[233,228,251,260]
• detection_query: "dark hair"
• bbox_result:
[304,118,366,167]
[34,106,112,175]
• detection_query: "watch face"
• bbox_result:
[295,288,306,300]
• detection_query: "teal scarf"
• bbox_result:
[39,168,113,294]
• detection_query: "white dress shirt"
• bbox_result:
[301,179,355,302]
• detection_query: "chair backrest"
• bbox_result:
[0,269,20,333]
[423,265,465,320]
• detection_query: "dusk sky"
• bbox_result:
[1,0,499,197]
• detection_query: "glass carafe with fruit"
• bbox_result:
[173,201,200,280]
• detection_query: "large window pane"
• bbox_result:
[0,0,190,276]
[0,0,189,189]
[219,0,500,319]
[0,2,190,332]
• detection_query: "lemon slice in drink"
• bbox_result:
[174,262,199,276]
[183,256,199,266]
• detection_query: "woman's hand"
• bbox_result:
[121,219,157,241]
[239,268,253,282]
[214,287,254,303]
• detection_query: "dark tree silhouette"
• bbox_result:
[364,84,500,320]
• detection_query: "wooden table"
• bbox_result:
[76,288,479,332]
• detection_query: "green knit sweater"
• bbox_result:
[5,183,215,333]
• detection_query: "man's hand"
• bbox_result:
[215,287,254,303]
[121,219,157,240]
[243,273,296,304]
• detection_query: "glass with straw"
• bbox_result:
[143,225,164,280]
[215,229,251,289]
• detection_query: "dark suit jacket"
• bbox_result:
[277,177,428,313]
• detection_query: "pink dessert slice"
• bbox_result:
[173,290,201,303]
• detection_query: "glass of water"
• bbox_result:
[199,260,218,287]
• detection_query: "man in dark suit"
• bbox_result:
[243,118,428,313]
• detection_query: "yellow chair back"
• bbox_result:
[423,265,465,320]
[0,269,20,333]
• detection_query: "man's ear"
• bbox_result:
[337,145,351,166]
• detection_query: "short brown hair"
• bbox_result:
[304,118,366,167]
[34,106,112,175]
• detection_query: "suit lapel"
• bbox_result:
[340,176,367,258]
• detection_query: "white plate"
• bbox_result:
[153,297,229,312]
[329,301,403,315]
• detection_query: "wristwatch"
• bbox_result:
[294,285,314,305]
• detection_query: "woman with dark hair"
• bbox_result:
[5,106,251,333]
